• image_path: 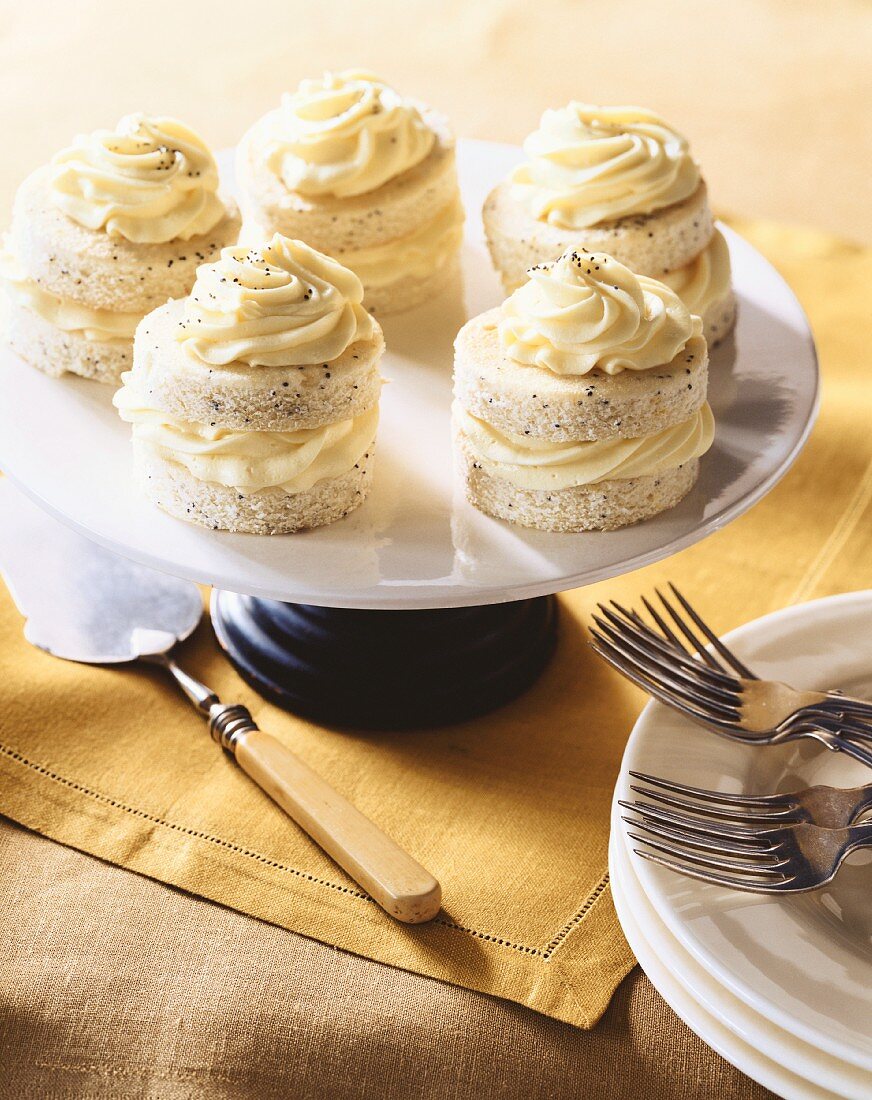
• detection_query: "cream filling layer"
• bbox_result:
[335,195,465,287]
[455,401,714,490]
[114,377,378,495]
[661,229,732,317]
[0,243,141,342]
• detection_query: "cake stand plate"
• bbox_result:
[0,140,819,727]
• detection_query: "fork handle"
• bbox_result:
[846,820,872,851]
[808,712,872,743]
[821,691,872,720]
[853,784,872,818]
[209,704,442,925]
[824,732,872,772]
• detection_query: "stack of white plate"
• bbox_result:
[609,591,872,1099]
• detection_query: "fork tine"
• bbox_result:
[624,818,784,864]
[589,635,739,728]
[625,832,786,876]
[640,593,726,674]
[601,602,739,688]
[627,785,802,824]
[589,640,747,737]
[668,584,757,679]
[584,633,734,726]
[628,771,798,810]
[632,849,797,892]
[620,815,775,858]
[655,588,726,672]
[607,600,677,648]
[609,599,653,633]
[638,595,689,652]
[591,619,741,717]
[618,801,772,843]
[594,608,740,695]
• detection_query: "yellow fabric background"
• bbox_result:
[0,0,869,244]
[1,220,870,1029]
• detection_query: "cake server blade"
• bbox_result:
[0,481,202,662]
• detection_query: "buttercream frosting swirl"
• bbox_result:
[114,377,378,494]
[178,234,374,368]
[661,229,732,316]
[0,239,141,341]
[49,114,226,243]
[499,249,701,376]
[253,69,435,198]
[511,103,700,230]
[455,401,714,490]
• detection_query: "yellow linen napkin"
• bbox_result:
[0,220,869,1030]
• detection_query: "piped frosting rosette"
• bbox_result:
[510,103,700,230]
[50,113,226,243]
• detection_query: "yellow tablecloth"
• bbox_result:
[1,219,871,1031]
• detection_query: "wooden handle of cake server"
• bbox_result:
[229,727,442,924]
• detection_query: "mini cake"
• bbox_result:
[0,114,241,384]
[113,233,383,534]
[453,248,714,531]
[236,69,464,315]
[483,104,735,343]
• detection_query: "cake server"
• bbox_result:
[0,480,441,924]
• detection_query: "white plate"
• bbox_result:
[0,140,818,609]
[616,591,872,1073]
[611,818,872,1097]
[609,833,850,1100]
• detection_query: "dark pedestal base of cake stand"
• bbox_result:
[211,591,558,730]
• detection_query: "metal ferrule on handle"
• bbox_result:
[209,702,258,753]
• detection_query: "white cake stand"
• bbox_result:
[0,141,818,727]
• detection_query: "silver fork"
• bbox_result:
[622,770,872,830]
[621,777,872,893]
[589,584,872,769]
